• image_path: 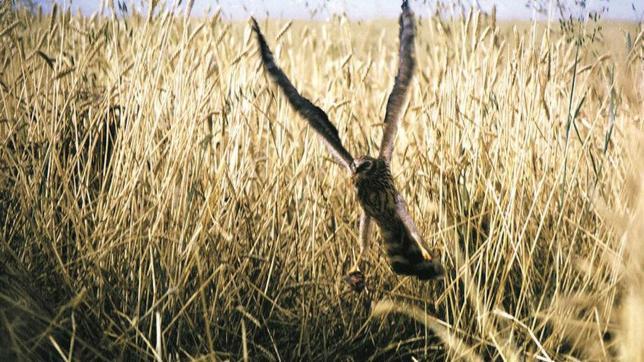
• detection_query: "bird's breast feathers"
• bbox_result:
[356,185,397,221]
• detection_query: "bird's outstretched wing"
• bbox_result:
[378,0,416,163]
[381,194,444,280]
[251,18,355,172]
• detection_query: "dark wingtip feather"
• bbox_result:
[250,17,262,43]
[250,17,266,52]
[250,17,277,75]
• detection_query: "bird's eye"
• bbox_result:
[356,160,372,173]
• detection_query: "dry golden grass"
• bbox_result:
[1,2,643,360]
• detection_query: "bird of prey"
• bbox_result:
[251,0,444,291]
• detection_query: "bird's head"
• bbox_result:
[352,156,384,185]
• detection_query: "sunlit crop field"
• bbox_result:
[1,2,643,360]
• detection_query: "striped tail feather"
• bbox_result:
[381,218,444,281]
[390,254,444,280]
[373,194,445,281]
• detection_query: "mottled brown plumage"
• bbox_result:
[353,156,443,280]
[251,0,444,288]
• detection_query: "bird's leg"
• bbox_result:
[355,212,372,272]
[344,212,372,293]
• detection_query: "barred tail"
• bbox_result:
[390,254,444,280]
[382,220,444,281]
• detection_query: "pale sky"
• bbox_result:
[33,0,642,21]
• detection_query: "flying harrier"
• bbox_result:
[251,0,444,291]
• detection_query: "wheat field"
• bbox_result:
[1,1,643,360]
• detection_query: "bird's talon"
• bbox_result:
[343,270,366,293]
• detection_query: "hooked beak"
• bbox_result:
[350,161,357,175]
